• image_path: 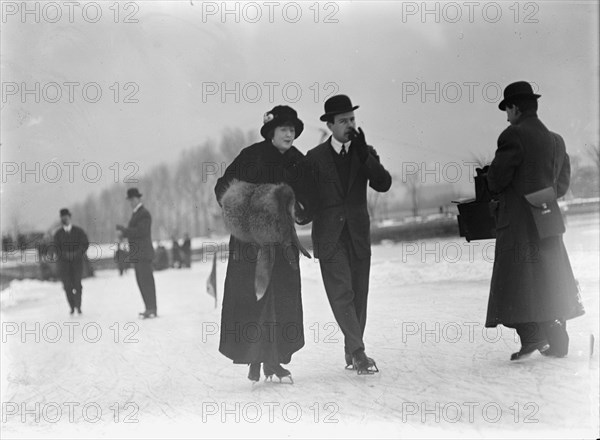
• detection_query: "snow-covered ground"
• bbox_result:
[1,214,598,439]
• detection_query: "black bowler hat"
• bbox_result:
[59,208,71,217]
[260,105,304,139]
[498,81,541,111]
[126,188,142,199]
[320,94,359,121]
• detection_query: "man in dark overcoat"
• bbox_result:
[53,208,89,315]
[296,95,392,373]
[117,188,158,319]
[486,81,584,360]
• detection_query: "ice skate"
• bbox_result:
[510,341,550,360]
[345,353,354,370]
[263,363,293,384]
[352,350,379,375]
[140,310,157,319]
[248,363,261,383]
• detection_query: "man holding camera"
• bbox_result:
[485,81,584,360]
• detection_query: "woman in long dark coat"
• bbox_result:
[486,83,584,360]
[214,105,307,382]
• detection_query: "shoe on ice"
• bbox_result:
[352,349,379,375]
[263,363,293,384]
[540,346,568,358]
[510,341,550,360]
[345,353,354,370]
[248,363,261,382]
[140,311,157,319]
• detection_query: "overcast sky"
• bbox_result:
[1,1,598,232]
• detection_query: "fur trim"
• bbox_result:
[220,179,311,300]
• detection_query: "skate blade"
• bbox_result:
[279,375,294,384]
[356,364,379,375]
[140,314,158,320]
[511,343,550,361]
[265,375,293,384]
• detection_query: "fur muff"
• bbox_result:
[221,179,311,300]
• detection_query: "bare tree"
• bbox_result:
[403,172,421,217]
[586,144,600,173]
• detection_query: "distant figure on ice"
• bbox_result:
[485,81,584,360]
[154,242,169,271]
[171,236,182,268]
[117,188,158,319]
[114,237,129,276]
[215,105,308,383]
[296,95,392,374]
[53,208,89,315]
[181,233,192,268]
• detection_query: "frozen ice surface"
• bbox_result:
[1,214,598,439]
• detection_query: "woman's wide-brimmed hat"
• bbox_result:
[320,94,359,121]
[498,81,541,110]
[260,105,304,139]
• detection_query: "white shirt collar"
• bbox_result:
[133,203,143,213]
[330,136,351,155]
[63,224,72,232]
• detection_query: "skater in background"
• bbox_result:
[53,208,89,315]
[214,105,307,383]
[154,242,169,271]
[117,188,158,319]
[485,81,585,360]
[296,95,392,374]
[171,236,182,268]
[181,233,192,268]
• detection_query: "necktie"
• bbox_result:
[340,144,347,156]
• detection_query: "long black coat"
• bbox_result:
[53,225,89,265]
[122,205,155,263]
[485,112,584,327]
[214,140,305,365]
[297,138,392,260]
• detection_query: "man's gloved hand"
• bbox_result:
[349,127,369,162]
[295,201,311,225]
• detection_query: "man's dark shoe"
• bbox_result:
[140,310,157,319]
[345,353,354,370]
[352,349,379,375]
[543,320,569,357]
[248,363,261,382]
[510,341,550,360]
[263,363,293,384]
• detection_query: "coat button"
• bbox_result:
[339,216,344,222]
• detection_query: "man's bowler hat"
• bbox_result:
[126,188,143,199]
[320,95,359,121]
[498,81,541,111]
